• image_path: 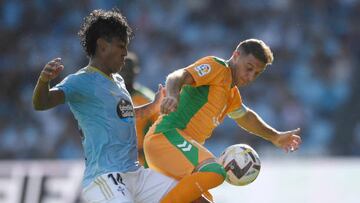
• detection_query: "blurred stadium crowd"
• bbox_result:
[0,0,359,159]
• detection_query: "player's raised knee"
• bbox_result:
[197,161,226,182]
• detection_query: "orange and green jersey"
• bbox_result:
[132,83,154,106]
[132,83,157,148]
[154,56,245,144]
[131,83,157,167]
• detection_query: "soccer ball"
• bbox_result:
[218,144,261,186]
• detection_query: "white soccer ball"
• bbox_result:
[218,144,261,186]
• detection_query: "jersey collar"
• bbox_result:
[87,66,114,81]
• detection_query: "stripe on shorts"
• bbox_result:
[163,129,199,166]
[100,176,114,198]
[94,176,114,200]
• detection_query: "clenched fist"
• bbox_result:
[39,58,64,83]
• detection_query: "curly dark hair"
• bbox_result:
[78,9,133,57]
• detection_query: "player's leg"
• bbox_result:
[192,160,219,203]
[138,148,149,168]
[195,191,214,203]
[130,166,212,203]
[82,173,133,203]
[133,167,177,203]
[161,163,225,203]
[144,129,226,202]
[135,118,152,168]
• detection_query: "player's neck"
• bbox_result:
[89,58,112,77]
[124,82,135,94]
[227,59,236,87]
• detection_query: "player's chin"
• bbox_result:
[116,64,124,72]
[237,81,248,87]
[242,80,251,86]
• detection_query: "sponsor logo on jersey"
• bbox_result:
[195,64,211,76]
[117,99,134,119]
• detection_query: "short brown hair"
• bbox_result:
[236,39,273,65]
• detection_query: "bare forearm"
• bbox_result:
[165,70,186,98]
[134,102,159,121]
[33,58,65,110]
[236,109,278,142]
[161,69,194,114]
[32,79,52,110]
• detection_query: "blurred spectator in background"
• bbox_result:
[0,0,359,159]
[119,52,158,167]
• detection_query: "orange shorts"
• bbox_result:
[144,128,215,180]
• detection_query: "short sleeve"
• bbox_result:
[227,87,248,119]
[52,74,85,103]
[185,57,224,87]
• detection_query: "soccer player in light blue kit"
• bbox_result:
[32,9,177,203]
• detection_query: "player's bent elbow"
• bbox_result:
[33,104,46,111]
[32,101,50,111]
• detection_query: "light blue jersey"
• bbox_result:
[55,66,140,187]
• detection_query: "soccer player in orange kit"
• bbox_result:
[144,39,302,203]
[119,52,158,167]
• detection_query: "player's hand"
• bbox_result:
[39,58,64,83]
[160,95,178,114]
[272,128,302,153]
[153,84,166,113]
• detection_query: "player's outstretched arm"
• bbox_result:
[234,108,302,152]
[161,69,195,114]
[134,84,165,120]
[271,128,302,152]
[32,58,65,110]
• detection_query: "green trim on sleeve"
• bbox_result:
[212,57,229,67]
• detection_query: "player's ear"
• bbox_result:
[233,50,241,58]
[232,50,241,62]
[97,38,109,53]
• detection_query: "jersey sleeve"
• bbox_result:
[227,87,248,119]
[52,74,86,103]
[185,56,224,87]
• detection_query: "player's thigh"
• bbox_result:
[135,167,177,203]
[176,129,216,165]
[144,129,214,179]
[82,173,133,203]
